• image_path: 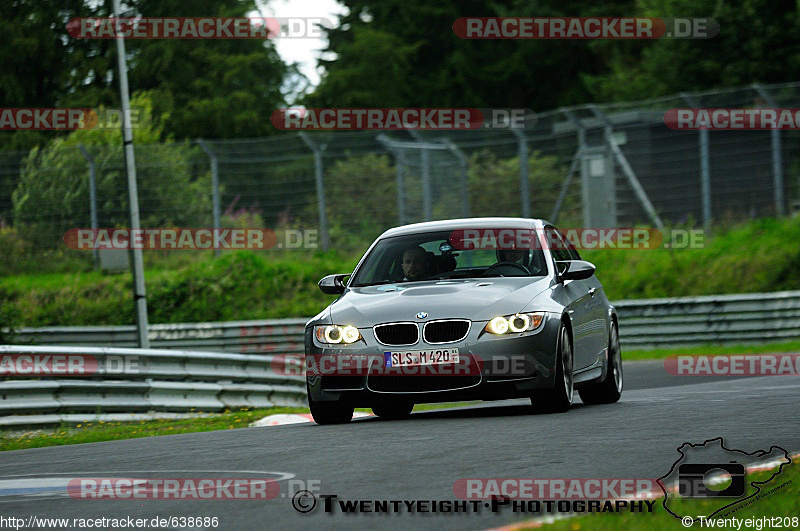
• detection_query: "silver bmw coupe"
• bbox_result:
[305,218,622,424]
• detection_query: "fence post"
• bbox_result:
[512,129,531,218]
[299,133,330,251]
[407,131,434,221]
[77,145,99,270]
[396,150,407,224]
[551,109,586,223]
[590,105,664,230]
[444,139,470,217]
[753,84,785,216]
[377,134,407,225]
[681,93,712,232]
[196,139,221,256]
[420,145,432,221]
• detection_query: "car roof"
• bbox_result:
[379,217,549,238]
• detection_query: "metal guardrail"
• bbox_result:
[10,318,307,353]
[8,291,800,351]
[614,290,800,348]
[0,345,305,427]
[3,290,800,426]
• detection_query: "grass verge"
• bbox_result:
[624,339,800,361]
[0,408,306,451]
[534,461,799,530]
[1,402,481,452]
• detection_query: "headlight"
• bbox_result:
[487,316,509,334]
[314,325,362,344]
[484,312,544,335]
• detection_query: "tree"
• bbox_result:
[305,0,636,110]
[1,0,294,149]
[583,0,800,101]
[0,0,110,150]
[126,0,294,138]
[12,93,211,248]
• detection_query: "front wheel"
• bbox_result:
[531,323,573,413]
[578,320,623,405]
[308,384,354,425]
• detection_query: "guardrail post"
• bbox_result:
[197,139,222,256]
[299,133,330,251]
[77,145,99,270]
[753,84,785,216]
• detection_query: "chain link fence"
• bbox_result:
[2,81,800,272]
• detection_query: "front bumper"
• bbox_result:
[304,314,561,407]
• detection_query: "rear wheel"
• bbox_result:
[308,384,354,425]
[372,402,414,420]
[578,320,623,405]
[531,323,573,413]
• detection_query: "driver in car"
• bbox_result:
[496,248,532,274]
[498,249,527,263]
[401,246,431,281]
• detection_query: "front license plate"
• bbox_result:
[385,348,459,367]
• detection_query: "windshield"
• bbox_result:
[350,230,547,287]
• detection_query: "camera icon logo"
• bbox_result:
[677,461,745,497]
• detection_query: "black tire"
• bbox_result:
[531,322,573,413]
[308,385,354,425]
[578,320,623,405]
[372,402,414,420]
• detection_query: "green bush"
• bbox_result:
[298,153,398,254]
[0,226,91,276]
[11,93,211,248]
[0,250,359,327]
[2,217,800,327]
[468,149,580,224]
[583,217,800,300]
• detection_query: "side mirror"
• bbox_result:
[557,260,596,281]
[318,274,349,294]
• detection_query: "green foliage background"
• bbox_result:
[11,94,211,248]
[2,217,799,327]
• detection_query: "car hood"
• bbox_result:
[328,277,551,325]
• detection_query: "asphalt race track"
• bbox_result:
[2,360,798,530]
